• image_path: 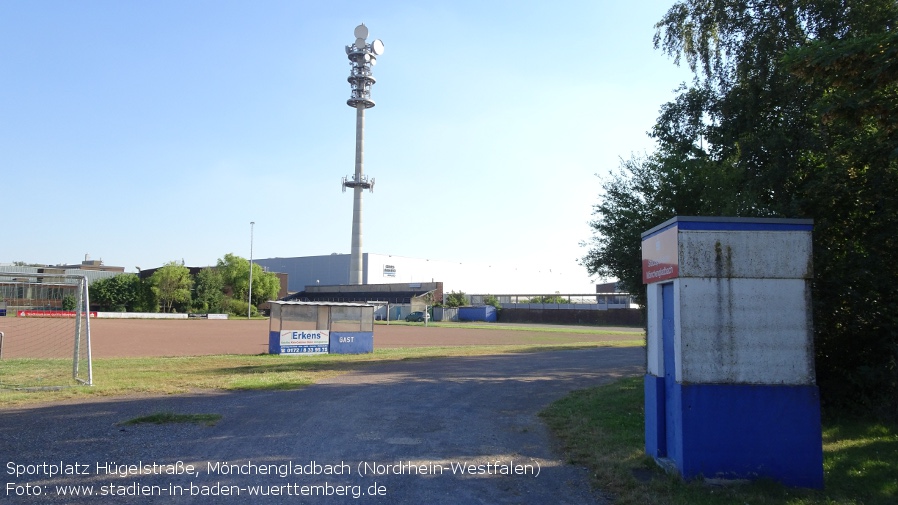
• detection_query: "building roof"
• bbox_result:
[282,289,434,305]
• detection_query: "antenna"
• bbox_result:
[342,24,384,285]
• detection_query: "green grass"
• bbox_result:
[121,411,222,426]
[540,377,898,505]
[378,320,645,335]
[0,343,635,407]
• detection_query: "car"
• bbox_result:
[405,311,428,322]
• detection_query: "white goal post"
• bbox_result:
[0,272,93,388]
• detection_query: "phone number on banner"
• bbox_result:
[281,346,329,355]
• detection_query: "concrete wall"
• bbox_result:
[678,277,814,385]
[646,227,815,384]
[97,312,187,319]
[675,227,814,385]
[498,307,643,327]
[96,312,229,319]
[678,230,813,279]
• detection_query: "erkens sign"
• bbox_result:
[285,331,325,341]
[279,330,329,355]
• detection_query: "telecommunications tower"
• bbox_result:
[342,24,384,285]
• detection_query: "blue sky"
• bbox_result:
[1,1,692,292]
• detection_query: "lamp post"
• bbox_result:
[248,221,255,319]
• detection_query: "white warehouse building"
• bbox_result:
[254,253,591,295]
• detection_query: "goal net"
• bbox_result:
[0,272,93,389]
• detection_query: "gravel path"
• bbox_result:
[1,347,643,504]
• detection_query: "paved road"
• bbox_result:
[1,347,643,504]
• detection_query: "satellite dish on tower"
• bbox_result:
[371,39,384,55]
[354,24,368,40]
[354,38,367,49]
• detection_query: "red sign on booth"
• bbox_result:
[642,225,679,283]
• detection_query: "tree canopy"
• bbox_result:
[583,0,898,416]
[149,262,193,313]
[91,273,153,312]
[88,254,282,317]
[193,267,225,313]
[215,253,282,308]
[444,291,468,307]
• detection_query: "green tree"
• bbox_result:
[482,295,501,310]
[528,295,569,304]
[445,291,467,307]
[61,294,77,311]
[217,253,251,300]
[192,267,225,313]
[248,264,281,308]
[149,262,193,313]
[90,274,153,312]
[215,253,282,315]
[784,29,898,415]
[583,0,898,415]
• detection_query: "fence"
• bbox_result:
[468,293,637,310]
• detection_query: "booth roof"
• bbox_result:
[269,300,373,307]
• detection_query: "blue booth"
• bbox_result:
[458,305,497,322]
[642,216,823,488]
[268,301,374,355]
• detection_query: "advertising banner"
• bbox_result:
[279,330,330,355]
[17,310,98,318]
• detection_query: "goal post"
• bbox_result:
[0,272,93,388]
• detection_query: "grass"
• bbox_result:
[0,342,635,407]
[121,411,222,426]
[378,320,645,335]
[540,377,898,505]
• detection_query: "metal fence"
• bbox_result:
[468,293,636,309]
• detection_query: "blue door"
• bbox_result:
[661,282,676,458]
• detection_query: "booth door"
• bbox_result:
[662,282,676,458]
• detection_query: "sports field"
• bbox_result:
[73,319,643,357]
[0,318,643,359]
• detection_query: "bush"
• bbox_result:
[224,297,259,318]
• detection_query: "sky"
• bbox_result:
[1,1,693,293]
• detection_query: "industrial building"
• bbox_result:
[0,258,124,285]
[254,253,584,296]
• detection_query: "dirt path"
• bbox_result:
[0,346,643,504]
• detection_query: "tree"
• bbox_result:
[581,152,729,306]
[215,253,282,315]
[149,262,193,313]
[445,291,467,307]
[61,294,77,311]
[90,274,153,312]
[217,253,251,300]
[248,264,281,308]
[784,29,898,415]
[583,0,898,416]
[193,267,225,313]
[527,295,570,304]
[482,295,501,310]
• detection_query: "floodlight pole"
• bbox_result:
[248,221,255,318]
[343,24,383,285]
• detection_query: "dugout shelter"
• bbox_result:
[268,301,374,355]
